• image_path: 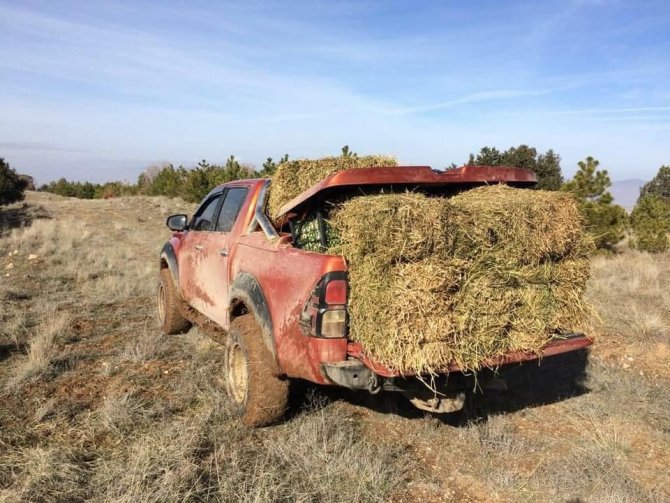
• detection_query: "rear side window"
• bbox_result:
[216,188,248,232]
[192,195,222,231]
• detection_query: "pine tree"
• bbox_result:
[0,158,28,205]
[639,165,670,200]
[466,145,563,190]
[259,154,289,177]
[630,195,670,253]
[562,156,627,250]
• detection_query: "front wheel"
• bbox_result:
[224,315,289,426]
[157,268,191,335]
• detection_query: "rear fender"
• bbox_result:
[229,272,278,366]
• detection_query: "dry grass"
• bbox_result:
[93,414,206,502]
[0,300,29,347]
[96,391,149,434]
[0,193,404,503]
[5,309,72,388]
[0,192,668,503]
[588,249,670,345]
[0,446,91,502]
[453,415,530,491]
[119,325,163,363]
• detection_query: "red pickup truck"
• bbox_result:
[158,165,592,426]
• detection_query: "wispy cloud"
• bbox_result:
[557,106,670,115]
[382,86,585,115]
[0,142,89,153]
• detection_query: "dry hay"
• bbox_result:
[267,155,397,219]
[328,185,594,374]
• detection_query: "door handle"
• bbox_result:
[218,248,229,257]
[194,244,204,251]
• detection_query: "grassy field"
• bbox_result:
[0,192,668,502]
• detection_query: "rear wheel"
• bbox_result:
[157,267,191,334]
[224,315,289,426]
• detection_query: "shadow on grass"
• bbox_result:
[0,201,51,236]
[0,342,27,363]
[301,349,590,426]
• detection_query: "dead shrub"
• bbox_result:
[0,446,90,502]
[6,310,71,388]
[97,391,149,434]
[92,416,205,503]
[120,326,163,363]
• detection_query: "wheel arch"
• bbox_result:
[160,242,180,292]
[229,272,278,365]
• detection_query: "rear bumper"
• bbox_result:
[345,333,593,378]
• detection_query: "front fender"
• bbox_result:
[160,242,180,291]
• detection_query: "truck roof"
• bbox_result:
[275,165,537,218]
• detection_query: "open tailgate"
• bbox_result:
[347,333,593,378]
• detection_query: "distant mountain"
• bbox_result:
[610,179,645,212]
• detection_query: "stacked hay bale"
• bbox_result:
[267,155,397,219]
[269,157,593,375]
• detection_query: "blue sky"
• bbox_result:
[1,0,669,184]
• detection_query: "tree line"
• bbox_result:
[2,146,669,253]
[38,155,287,204]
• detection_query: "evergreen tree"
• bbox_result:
[639,165,670,201]
[148,165,187,198]
[630,195,670,253]
[467,145,563,190]
[535,149,564,191]
[182,161,213,203]
[259,154,289,177]
[468,146,503,166]
[562,156,628,250]
[0,158,27,205]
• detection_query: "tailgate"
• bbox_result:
[347,333,593,377]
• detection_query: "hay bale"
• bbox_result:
[445,185,587,264]
[268,155,397,219]
[327,185,594,375]
[328,193,450,263]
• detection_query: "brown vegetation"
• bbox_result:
[0,192,668,502]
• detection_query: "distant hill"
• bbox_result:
[610,179,645,212]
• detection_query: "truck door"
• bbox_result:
[194,186,249,329]
[178,192,224,312]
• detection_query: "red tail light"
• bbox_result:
[299,272,349,339]
[325,279,347,305]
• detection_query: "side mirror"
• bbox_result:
[166,214,188,231]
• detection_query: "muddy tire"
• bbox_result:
[157,267,191,335]
[224,315,289,427]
